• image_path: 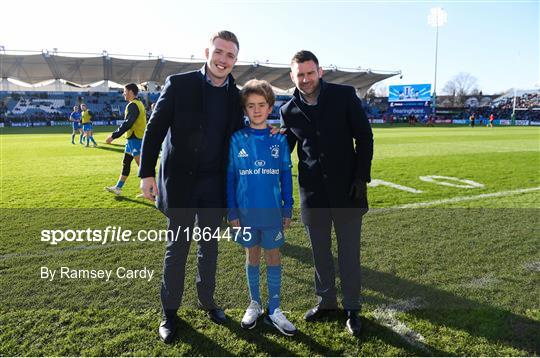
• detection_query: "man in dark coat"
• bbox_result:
[138,30,244,343]
[280,50,373,337]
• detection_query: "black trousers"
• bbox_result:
[304,208,363,311]
[160,175,224,315]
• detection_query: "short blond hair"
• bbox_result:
[210,30,239,51]
[241,79,275,108]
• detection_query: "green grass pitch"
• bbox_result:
[1,125,539,356]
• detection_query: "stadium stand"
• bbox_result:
[0,91,295,125]
[361,91,540,124]
[492,91,540,110]
[0,91,132,124]
[434,91,540,122]
[2,90,540,125]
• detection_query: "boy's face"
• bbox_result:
[244,93,272,128]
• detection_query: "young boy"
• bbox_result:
[226,79,296,336]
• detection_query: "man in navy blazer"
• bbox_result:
[280,50,373,337]
[139,30,244,343]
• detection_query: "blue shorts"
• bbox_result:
[72,122,81,130]
[125,138,142,157]
[82,123,93,131]
[236,228,284,249]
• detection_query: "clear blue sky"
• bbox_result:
[1,0,537,94]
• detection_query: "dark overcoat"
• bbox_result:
[139,70,244,215]
[280,80,373,223]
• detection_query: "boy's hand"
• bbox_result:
[229,219,240,228]
[282,217,291,230]
[105,135,114,144]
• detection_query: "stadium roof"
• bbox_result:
[0,51,401,95]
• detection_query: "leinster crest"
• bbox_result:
[270,145,280,159]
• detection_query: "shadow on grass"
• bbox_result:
[113,195,156,208]
[283,242,540,355]
[223,313,344,356]
[107,143,126,148]
[95,145,126,154]
[362,316,451,356]
[222,318,299,356]
[169,318,234,356]
[221,311,449,356]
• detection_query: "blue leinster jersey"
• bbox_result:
[227,127,293,229]
[70,111,81,122]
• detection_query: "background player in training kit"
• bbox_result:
[69,105,83,144]
[469,113,476,127]
[226,79,296,336]
[80,103,98,147]
[105,83,147,195]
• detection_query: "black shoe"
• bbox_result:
[158,316,178,344]
[304,305,337,322]
[207,308,227,324]
[345,310,361,336]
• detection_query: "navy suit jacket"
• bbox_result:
[139,70,244,215]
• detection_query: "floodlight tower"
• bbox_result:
[428,7,447,119]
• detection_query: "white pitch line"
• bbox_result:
[373,297,430,352]
[393,186,540,209]
[368,179,423,193]
[522,260,540,272]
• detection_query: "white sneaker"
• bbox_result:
[265,308,297,336]
[241,300,263,329]
[105,186,122,195]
